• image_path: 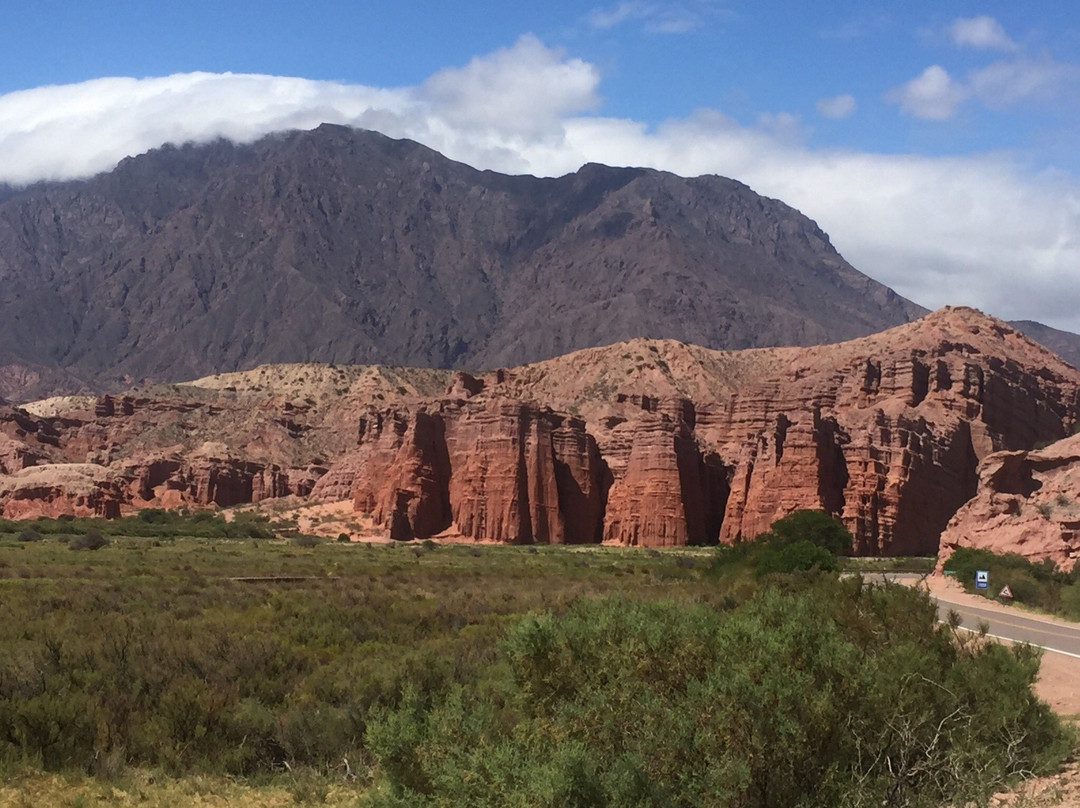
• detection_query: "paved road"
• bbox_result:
[860,573,1080,658]
[859,570,1080,661]
[934,595,1080,659]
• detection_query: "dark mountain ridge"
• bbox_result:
[1009,321,1080,370]
[2,123,929,399]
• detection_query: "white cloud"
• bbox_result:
[419,35,599,138]
[884,54,1079,123]
[755,111,805,141]
[886,65,967,120]
[0,39,1079,333]
[816,94,856,119]
[0,73,414,185]
[950,16,1015,51]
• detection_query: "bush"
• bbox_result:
[137,508,172,524]
[943,547,1065,612]
[17,528,42,543]
[763,509,853,555]
[755,539,838,575]
[70,531,108,551]
[365,582,1068,807]
[712,509,850,576]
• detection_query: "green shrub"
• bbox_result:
[755,539,838,575]
[69,531,108,551]
[712,510,850,577]
[17,528,42,543]
[763,509,853,555]
[943,547,1066,612]
[365,582,1067,808]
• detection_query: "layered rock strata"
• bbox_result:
[2,307,1079,553]
[317,399,611,543]
[0,464,124,519]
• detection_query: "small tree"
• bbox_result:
[763,509,853,555]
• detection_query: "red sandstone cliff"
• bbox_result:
[0,464,124,519]
[315,399,608,544]
[2,307,1078,553]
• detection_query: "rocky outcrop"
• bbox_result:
[690,309,1080,554]
[0,433,45,475]
[938,433,1080,570]
[3,307,1078,556]
[601,401,727,547]
[0,464,124,519]
[120,448,326,509]
[338,399,610,544]
[350,410,452,541]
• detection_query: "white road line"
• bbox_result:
[950,624,1080,661]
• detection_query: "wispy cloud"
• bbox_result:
[0,38,1078,332]
[816,94,856,119]
[969,56,1080,107]
[586,2,704,34]
[950,15,1016,51]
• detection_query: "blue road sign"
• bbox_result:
[975,570,989,589]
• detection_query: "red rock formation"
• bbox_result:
[0,464,123,519]
[117,449,323,509]
[552,417,610,544]
[694,309,1080,554]
[0,433,45,475]
[350,409,452,541]
[601,401,728,547]
[336,399,608,543]
[444,400,566,543]
[938,433,1080,570]
[2,307,1077,557]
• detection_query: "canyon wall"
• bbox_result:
[2,308,1079,553]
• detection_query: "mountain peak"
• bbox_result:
[0,125,925,400]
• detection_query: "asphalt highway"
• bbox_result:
[934,594,1080,659]
[856,572,1080,658]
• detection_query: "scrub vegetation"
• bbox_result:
[0,511,1069,806]
[944,546,1080,619]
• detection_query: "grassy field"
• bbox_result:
[0,517,720,806]
[0,515,1069,807]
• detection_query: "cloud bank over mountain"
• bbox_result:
[1,35,1078,332]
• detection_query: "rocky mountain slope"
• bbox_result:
[1010,321,1080,370]
[2,307,1077,555]
[0,124,925,401]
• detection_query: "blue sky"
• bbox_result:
[1,1,1079,330]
